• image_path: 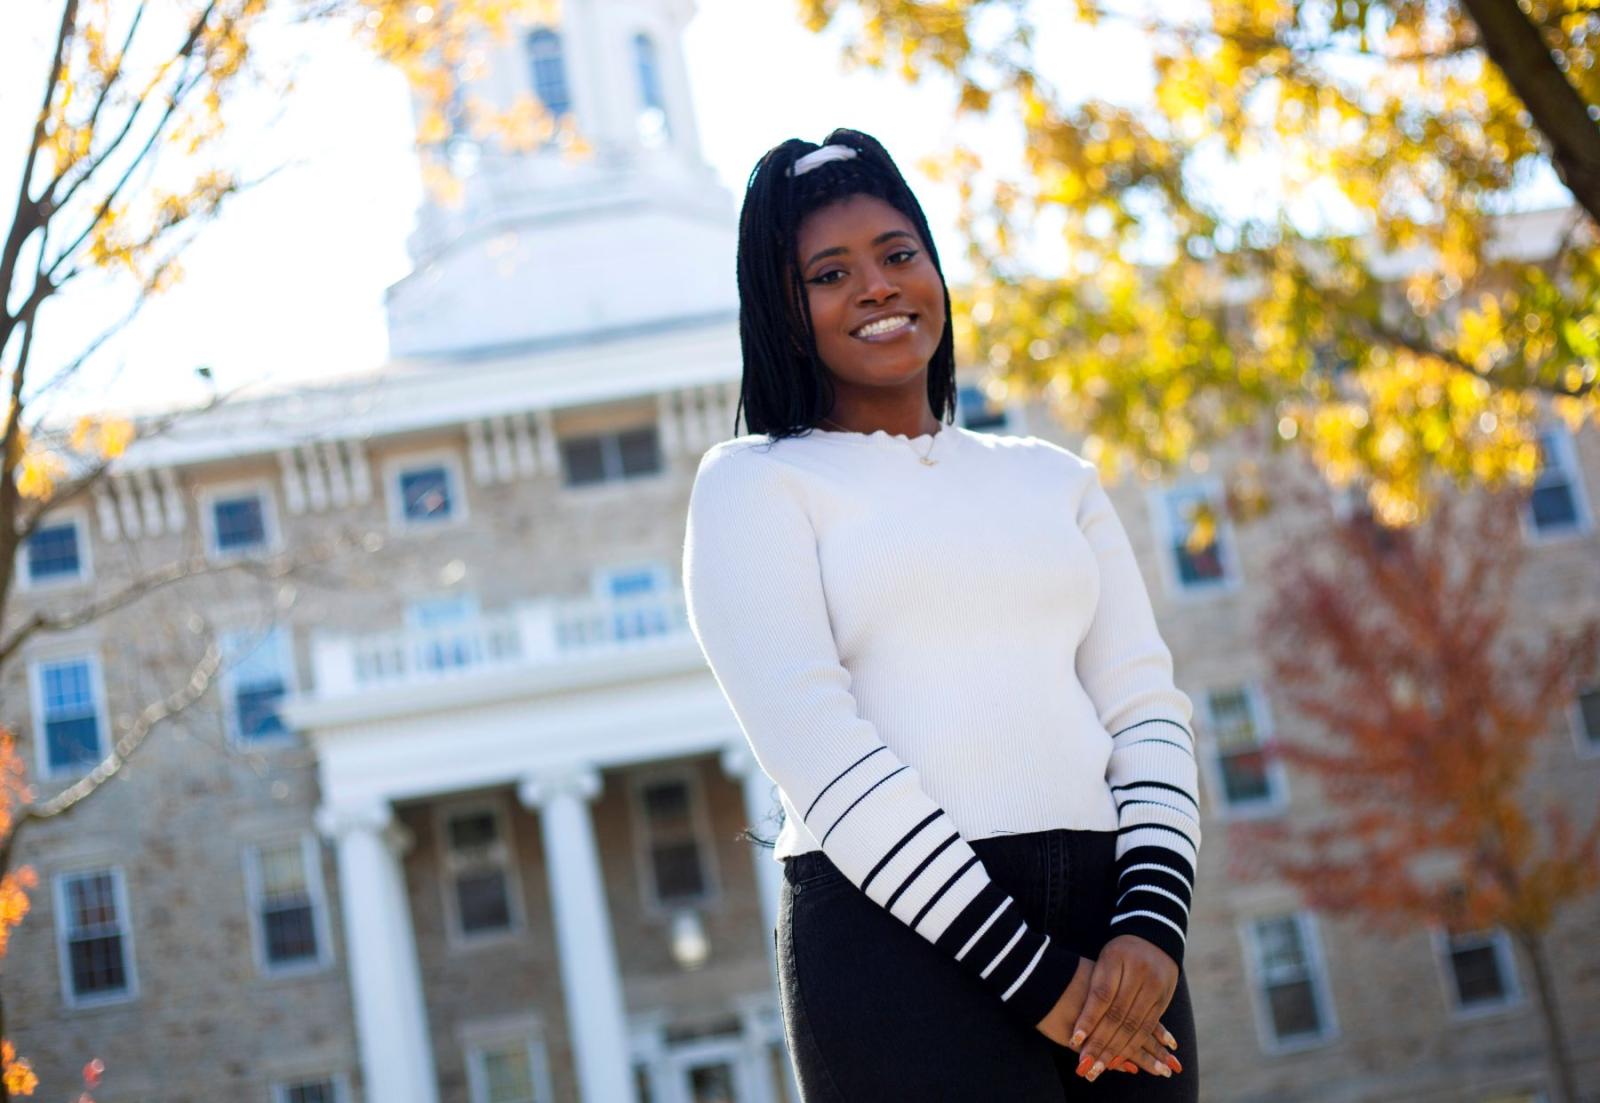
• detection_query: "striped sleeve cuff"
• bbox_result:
[1105,717,1201,969]
[932,878,1082,1031]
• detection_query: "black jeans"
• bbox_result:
[775,828,1199,1101]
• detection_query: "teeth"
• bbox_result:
[855,314,912,337]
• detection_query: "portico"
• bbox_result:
[288,600,790,1102]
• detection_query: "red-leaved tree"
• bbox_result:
[1231,484,1600,1103]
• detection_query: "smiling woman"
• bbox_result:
[683,129,1202,1100]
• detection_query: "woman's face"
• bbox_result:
[793,193,946,391]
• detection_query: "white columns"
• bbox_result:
[315,802,439,1103]
[720,743,783,981]
[517,766,634,1103]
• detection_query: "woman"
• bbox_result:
[681,129,1200,1100]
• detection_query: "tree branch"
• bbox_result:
[1457,0,1600,226]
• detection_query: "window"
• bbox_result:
[633,774,713,908]
[245,836,329,973]
[559,426,662,487]
[1436,924,1520,1015]
[464,1025,553,1103]
[632,33,670,144]
[956,383,1011,432]
[1244,911,1335,1049]
[388,454,466,529]
[1524,425,1590,538]
[597,564,672,640]
[439,802,521,941]
[31,654,105,776]
[1204,685,1284,813]
[408,595,481,671]
[1572,686,1600,756]
[55,867,136,1006]
[221,626,294,744]
[22,516,88,586]
[204,486,275,557]
[273,1077,346,1103]
[1155,483,1237,593]
[525,28,571,118]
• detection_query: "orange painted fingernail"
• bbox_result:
[1167,1055,1183,1074]
[1119,1059,1139,1073]
[1076,1055,1093,1076]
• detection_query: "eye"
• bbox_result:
[888,248,918,264]
[808,270,845,286]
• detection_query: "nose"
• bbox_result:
[856,261,898,304]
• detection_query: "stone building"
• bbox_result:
[4,1,1597,1101]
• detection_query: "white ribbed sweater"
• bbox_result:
[680,422,1201,1031]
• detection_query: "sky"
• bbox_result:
[3,0,1162,421]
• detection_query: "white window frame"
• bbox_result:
[243,832,334,978]
[1146,478,1243,600]
[16,508,92,590]
[54,864,139,1010]
[199,478,282,561]
[629,765,720,917]
[1519,423,1593,545]
[436,796,526,949]
[1569,686,1600,760]
[1200,682,1289,819]
[1431,923,1523,1019]
[219,624,298,747]
[1239,909,1339,1054]
[29,650,109,780]
[460,1013,556,1103]
[385,449,468,532]
[557,423,667,492]
[270,1073,351,1103]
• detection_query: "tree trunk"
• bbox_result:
[1457,0,1600,228]
[1517,928,1577,1103]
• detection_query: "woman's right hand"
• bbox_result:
[1036,956,1180,1079]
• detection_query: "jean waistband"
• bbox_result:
[780,826,1117,885]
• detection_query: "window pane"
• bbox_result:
[42,659,100,771]
[27,522,80,579]
[1207,689,1255,750]
[1529,431,1578,531]
[616,426,662,476]
[400,467,453,521]
[652,840,706,900]
[1168,491,1226,585]
[64,872,127,998]
[1220,748,1273,804]
[1255,915,1307,975]
[286,1081,336,1103]
[214,495,267,550]
[688,1062,736,1103]
[238,683,288,740]
[526,28,570,116]
[1580,689,1600,745]
[1266,978,1322,1040]
[457,870,512,933]
[643,781,690,828]
[448,811,499,852]
[1450,938,1508,1006]
[265,902,319,963]
[483,1044,535,1103]
[560,436,607,486]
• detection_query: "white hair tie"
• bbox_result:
[789,144,858,177]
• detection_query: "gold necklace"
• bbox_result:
[819,415,941,466]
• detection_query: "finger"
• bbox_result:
[1128,1035,1178,1078]
[1078,975,1144,1081]
[1091,979,1155,1080]
[1068,955,1124,1051]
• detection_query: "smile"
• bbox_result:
[851,314,916,340]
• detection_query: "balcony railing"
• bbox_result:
[310,591,692,697]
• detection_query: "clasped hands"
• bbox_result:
[1034,934,1183,1082]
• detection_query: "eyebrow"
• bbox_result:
[803,229,917,272]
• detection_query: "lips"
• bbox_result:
[851,313,917,340]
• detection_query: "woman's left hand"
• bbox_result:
[1068,934,1180,1081]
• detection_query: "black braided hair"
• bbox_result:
[732,128,957,443]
